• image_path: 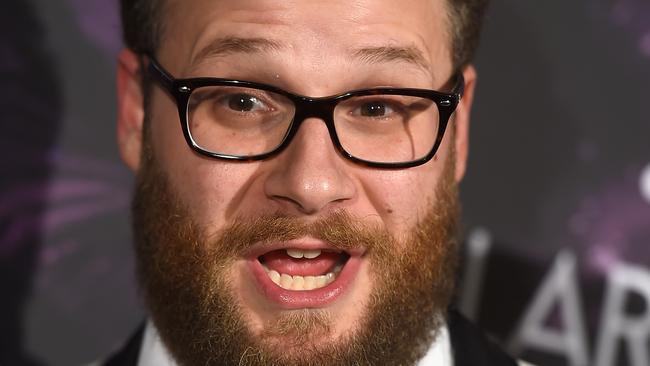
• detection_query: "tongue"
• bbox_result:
[261,250,342,276]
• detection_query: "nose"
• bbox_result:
[264,118,356,215]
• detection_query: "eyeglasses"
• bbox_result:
[147,57,464,169]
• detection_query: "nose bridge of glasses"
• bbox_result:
[290,96,340,142]
[293,96,336,121]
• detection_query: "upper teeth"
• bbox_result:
[286,248,321,259]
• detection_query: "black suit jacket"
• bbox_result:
[103,310,518,366]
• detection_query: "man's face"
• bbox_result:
[117,0,476,364]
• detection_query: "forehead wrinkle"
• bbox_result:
[353,45,434,81]
[190,36,285,68]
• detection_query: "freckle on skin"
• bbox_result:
[386,208,394,214]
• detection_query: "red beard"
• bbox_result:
[132,143,460,366]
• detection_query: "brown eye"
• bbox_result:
[360,101,388,117]
[226,93,263,112]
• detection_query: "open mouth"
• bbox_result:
[246,242,363,308]
[258,249,351,291]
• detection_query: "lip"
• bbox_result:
[246,239,364,309]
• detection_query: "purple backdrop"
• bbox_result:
[0,1,648,365]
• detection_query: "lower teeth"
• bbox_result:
[265,265,342,291]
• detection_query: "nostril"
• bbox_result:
[269,194,309,213]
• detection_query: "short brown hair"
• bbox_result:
[120,0,488,70]
[446,0,489,69]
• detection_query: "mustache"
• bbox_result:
[206,211,393,258]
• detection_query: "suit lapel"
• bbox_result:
[102,324,145,366]
[447,310,519,366]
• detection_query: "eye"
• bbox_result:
[224,93,266,112]
[349,98,405,120]
[359,101,393,117]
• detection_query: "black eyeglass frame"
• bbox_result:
[146,56,464,169]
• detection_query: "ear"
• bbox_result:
[116,48,145,172]
[453,64,477,183]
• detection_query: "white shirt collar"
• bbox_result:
[137,320,454,366]
[137,321,177,366]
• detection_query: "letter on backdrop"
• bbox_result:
[595,263,650,366]
[508,250,589,366]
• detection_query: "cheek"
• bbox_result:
[363,168,439,232]
[149,99,261,232]
[176,166,242,228]
[363,142,453,234]
[176,163,268,233]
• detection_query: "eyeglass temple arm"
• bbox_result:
[146,56,175,93]
[452,72,465,101]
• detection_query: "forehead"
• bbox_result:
[157,0,452,83]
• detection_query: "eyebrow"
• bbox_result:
[353,46,431,74]
[191,37,431,77]
[192,36,284,64]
